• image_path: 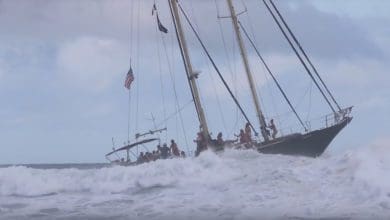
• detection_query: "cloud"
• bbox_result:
[0,0,383,62]
[322,58,389,89]
[264,0,383,60]
[0,0,389,163]
[199,52,305,100]
[359,96,389,111]
[0,0,161,43]
[56,36,128,92]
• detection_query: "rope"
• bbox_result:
[162,2,191,152]
[168,0,202,125]
[214,0,240,136]
[155,15,168,143]
[306,81,313,123]
[161,34,190,151]
[156,100,193,128]
[262,0,336,114]
[269,0,342,111]
[244,6,274,116]
[183,1,229,135]
[127,0,134,142]
[239,21,308,131]
[177,3,259,136]
[135,0,141,135]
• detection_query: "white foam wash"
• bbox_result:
[0,143,390,219]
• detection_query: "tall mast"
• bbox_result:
[226,0,269,141]
[169,0,210,138]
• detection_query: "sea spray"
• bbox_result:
[0,145,390,219]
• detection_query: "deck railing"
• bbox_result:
[270,106,353,139]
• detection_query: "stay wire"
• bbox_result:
[127,0,134,142]
[135,0,141,135]
[162,2,191,152]
[183,1,229,135]
[161,33,191,153]
[155,14,168,142]
[214,0,240,136]
[269,0,341,111]
[168,0,202,126]
[177,3,259,136]
[239,21,307,131]
[262,0,336,114]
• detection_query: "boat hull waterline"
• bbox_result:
[256,117,353,157]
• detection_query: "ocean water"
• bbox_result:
[1,144,390,220]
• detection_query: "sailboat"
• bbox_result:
[167,0,352,157]
[223,0,353,157]
[106,0,352,162]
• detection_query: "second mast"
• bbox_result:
[226,0,269,142]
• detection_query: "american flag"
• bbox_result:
[124,67,134,90]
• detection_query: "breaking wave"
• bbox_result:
[1,143,390,219]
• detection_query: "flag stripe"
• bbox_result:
[124,67,134,90]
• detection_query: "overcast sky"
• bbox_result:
[1,0,389,164]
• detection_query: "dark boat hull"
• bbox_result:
[256,117,352,157]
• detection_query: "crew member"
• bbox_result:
[170,139,180,157]
[195,132,207,156]
[216,132,224,146]
[268,119,278,139]
[244,122,252,143]
[160,143,170,159]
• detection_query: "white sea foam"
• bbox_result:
[0,143,390,219]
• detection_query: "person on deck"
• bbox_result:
[216,132,224,146]
[180,151,186,158]
[244,122,252,143]
[170,139,180,157]
[160,143,170,159]
[263,126,271,139]
[268,119,278,139]
[137,152,145,164]
[144,152,152,162]
[236,129,246,144]
[195,132,207,156]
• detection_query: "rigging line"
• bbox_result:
[187,0,201,31]
[178,3,259,136]
[244,6,280,125]
[242,11,270,121]
[187,0,229,135]
[156,100,193,128]
[261,0,336,114]
[181,1,220,133]
[168,0,202,125]
[214,0,241,135]
[155,18,168,142]
[206,59,229,134]
[306,81,313,122]
[160,33,190,153]
[269,0,342,111]
[129,0,134,56]
[127,88,132,141]
[162,3,191,151]
[293,80,313,110]
[135,0,141,134]
[214,0,238,136]
[231,19,240,135]
[262,63,280,127]
[127,0,134,142]
[239,21,307,131]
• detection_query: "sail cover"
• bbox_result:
[105,138,159,156]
